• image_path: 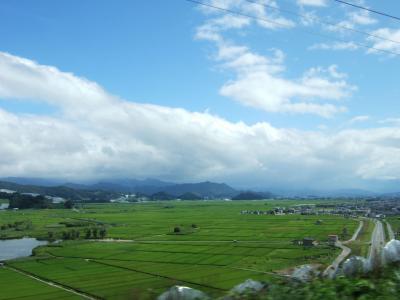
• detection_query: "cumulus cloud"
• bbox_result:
[213,42,355,117]
[219,58,354,117]
[367,28,400,55]
[195,2,355,117]
[0,52,400,188]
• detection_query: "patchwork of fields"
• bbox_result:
[0,201,359,299]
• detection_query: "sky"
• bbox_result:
[0,0,400,192]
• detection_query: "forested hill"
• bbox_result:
[0,181,120,202]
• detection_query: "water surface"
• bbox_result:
[0,238,47,261]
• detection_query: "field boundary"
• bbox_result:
[4,264,101,300]
[90,259,228,292]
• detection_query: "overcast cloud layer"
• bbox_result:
[0,51,400,190]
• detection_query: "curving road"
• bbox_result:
[323,220,363,278]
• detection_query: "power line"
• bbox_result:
[245,0,400,45]
[330,0,400,22]
[184,0,400,56]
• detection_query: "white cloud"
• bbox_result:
[215,42,355,117]
[367,28,400,55]
[325,2,377,33]
[309,42,360,51]
[297,0,327,7]
[0,52,399,188]
[379,118,400,126]
[195,4,355,118]
[196,0,295,38]
[348,115,370,124]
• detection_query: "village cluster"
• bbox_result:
[240,199,400,219]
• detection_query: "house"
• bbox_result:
[328,235,338,246]
[302,237,315,247]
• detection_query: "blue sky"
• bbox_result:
[1,0,400,191]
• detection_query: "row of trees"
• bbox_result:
[48,227,107,241]
[3,192,53,209]
[0,220,33,231]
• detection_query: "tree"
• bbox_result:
[92,228,98,239]
[62,231,70,240]
[99,228,107,239]
[173,226,181,233]
[64,200,74,209]
[85,229,91,239]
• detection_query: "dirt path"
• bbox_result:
[5,265,99,300]
[322,241,351,278]
[345,220,364,243]
[323,220,363,278]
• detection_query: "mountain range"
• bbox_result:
[0,178,239,199]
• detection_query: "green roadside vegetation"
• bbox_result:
[387,216,400,239]
[239,265,400,300]
[346,219,374,257]
[383,220,390,242]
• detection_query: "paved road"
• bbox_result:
[368,220,385,269]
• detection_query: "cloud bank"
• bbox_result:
[0,52,400,190]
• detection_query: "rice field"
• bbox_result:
[0,200,359,299]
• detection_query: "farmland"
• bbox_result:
[0,200,359,299]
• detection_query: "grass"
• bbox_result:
[387,216,400,239]
[347,218,374,257]
[1,200,359,299]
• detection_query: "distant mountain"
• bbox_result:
[379,191,400,199]
[155,181,237,198]
[65,178,174,193]
[271,188,377,198]
[67,180,237,198]
[178,192,202,200]
[150,192,175,201]
[232,191,273,200]
[0,178,239,199]
[0,181,120,202]
[0,177,64,187]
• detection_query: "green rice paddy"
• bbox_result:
[0,200,359,299]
